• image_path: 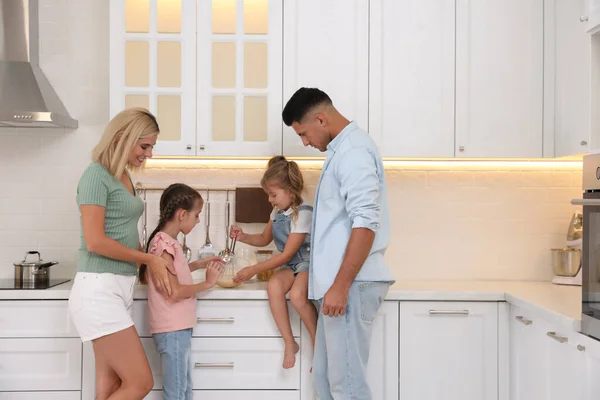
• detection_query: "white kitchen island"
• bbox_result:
[0,279,591,400]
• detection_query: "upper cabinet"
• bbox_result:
[109,0,587,159]
[369,0,455,158]
[109,0,197,156]
[554,0,591,157]
[455,0,544,158]
[110,0,282,157]
[585,0,600,34]
[197,0,282,157]
[281,0,369,157]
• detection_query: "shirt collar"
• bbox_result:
[327,121,357,153]
[276,203,303,216]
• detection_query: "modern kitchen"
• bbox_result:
[1,0,600,399]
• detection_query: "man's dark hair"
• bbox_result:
[282,87,332,126]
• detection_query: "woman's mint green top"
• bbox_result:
[76,162,144,276]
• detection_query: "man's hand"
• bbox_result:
[321,283,349,317]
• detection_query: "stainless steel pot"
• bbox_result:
[14,251,59,285]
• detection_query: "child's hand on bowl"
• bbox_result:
[233,266,255,283]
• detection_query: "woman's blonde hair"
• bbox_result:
[261,156,304,220]
[91,108,159,178]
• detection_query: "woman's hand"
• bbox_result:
[204,261,223,286]
[148,255,176,295]
[229,225,246,241]
[233,266,255,283]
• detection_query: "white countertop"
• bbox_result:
[0,279,582,331]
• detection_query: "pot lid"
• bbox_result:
[14,251,45,267]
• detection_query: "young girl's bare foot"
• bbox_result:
[283,341,300,369]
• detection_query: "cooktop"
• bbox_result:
[0,279,71,290]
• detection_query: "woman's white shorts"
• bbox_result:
[68,272,137,342]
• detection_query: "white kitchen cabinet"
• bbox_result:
[133,299,301,338]
[546,329,586,400]
[369,0,455,158]
[580,332,600,399]
[0,338,82,391]
[585,0,600,34]
[196,0,283,157]
[110,0,283,157]
[300,301,399,400]
[455,0,544,158]
[399,301,498,400]
[0,300,78,337]
[554,0,592,157]
[143,337,299,390]
[282,0,369,157]
[145,390,299,400]
[509,306,549,400]
[109,0,197,156]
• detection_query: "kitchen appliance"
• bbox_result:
[13,251,60,286]
[571,151,600,340]
[551,212,583,286]
[0,278,70,290]
[0,0,78,128]
[551,247,582,285]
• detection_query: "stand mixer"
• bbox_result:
[551,211,582,286]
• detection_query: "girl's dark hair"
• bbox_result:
[139,183,203,284]
[261,156,304,220]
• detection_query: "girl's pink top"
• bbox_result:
[147,232,196,334]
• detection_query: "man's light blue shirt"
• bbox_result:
[309,121,395,300]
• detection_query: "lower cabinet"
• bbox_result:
[143,337,300,390]
[0,337,82,391]
[398,301,500,400]
[509,304,600,400]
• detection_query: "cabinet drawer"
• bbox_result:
[145,390,299,400]
[0,338,82,391]
[134,300,300,338]
[0,300,78,337]
[0,392,81,400]
[142,337,300,390]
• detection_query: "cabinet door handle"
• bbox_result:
[571,198,600,206]
[428,310,470,316]
[197,317,235,323]
[194,362,234,368]
[547,332,568,343]
[581,15,589,22]
[578,344,586,352]
[515,316,532,325]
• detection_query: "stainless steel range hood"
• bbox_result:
[0,0,77,128]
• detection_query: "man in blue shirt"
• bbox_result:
[282,88,395,399]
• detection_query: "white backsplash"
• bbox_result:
[0,0,585,282]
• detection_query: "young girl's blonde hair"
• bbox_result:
[91,108,159,178]
[261,156,305,220]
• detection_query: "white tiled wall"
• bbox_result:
[0,0,584,282]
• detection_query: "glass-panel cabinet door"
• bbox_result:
[197,0,283,157]
[110,0,196,156]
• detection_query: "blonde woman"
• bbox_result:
[68,108,174,400]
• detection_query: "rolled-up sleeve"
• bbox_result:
[336,147,381,232]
